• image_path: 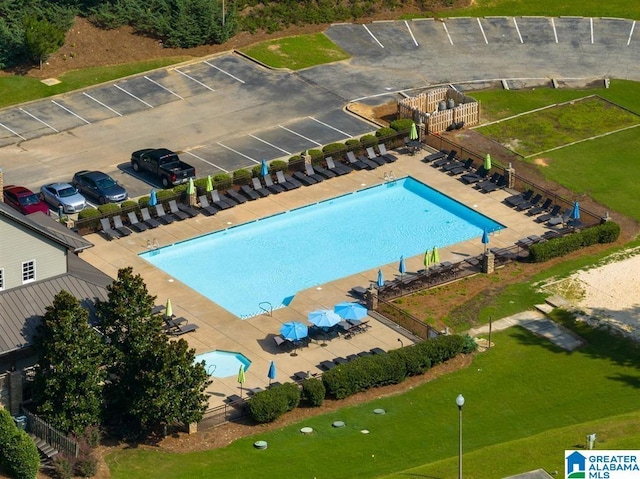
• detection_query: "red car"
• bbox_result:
[3,185,50,215]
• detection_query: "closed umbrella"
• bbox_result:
[238,364,246,398]
[431,246,440,265]
[149,189,157,207]
[308,310,341,328]
[571,201,580,220]
[377,269,384,289]
[280,321,308,341]
[334,302,368,323]
[186,177,195,196]
[205,175,213,193]
[267,361,276,386]
[409,122,419,141]
[484,153,492,171]
[165,298,173,318]
[423,248,431,272]
[260,159,269,177]
[398,255,406,281]
[482,228,490,253]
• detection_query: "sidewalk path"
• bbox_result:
[468,310,584,351]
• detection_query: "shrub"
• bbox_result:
[213,173,232,190]
[137,196,150,207]
[345,139,360,148]
[120,200,137,209]
[78,207,100,220]
[251,165,263,177]
[461,334,478,354]
[52,455,74,479]
[306,149,324,161]
[74,453,98,477]
[247,383,301,423]
[388,345,431,377]
[389,118,414,133]
[173,184,188,196]
[233,169,251,185]
[301,378,325,407]
[2,430,40,479]
[97,203,120,215]
[269,160,288,173]
[360,134,378,147]
[156,189,176,201]
[376,127,396,138]
[528,222,621,262]
[322,143,346,155]
[194,177,209,194]
[288,155,304,171]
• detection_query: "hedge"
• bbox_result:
[0,410,39,479]
[269,160,288,173]
[389,118,414,132]
[78,207,100,220]
[301,378,326,407]
[376,127,396,138]
[360,134,378,147]
[247,383,301,423]
[528,221,620,262]
[233,169,251,185]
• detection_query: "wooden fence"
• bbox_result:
[398,88,480,134]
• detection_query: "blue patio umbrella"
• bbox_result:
[377,269,384,289]
[267,361,276,385]
[482,228,490,252]
[570,201,580,220]
[409,122,419,141]
[280,321,308,341]
[149,189,157,207]
[308,309,342,328]
[334,302,368,322]
[260,159,269,177]
[398,255,406,281]
[484,153,492,171]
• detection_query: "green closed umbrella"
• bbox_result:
[431,246,440,265]
[238,364,246,398]
[423,248,431,272]
[205,175,213,193]
[186,177,195,195]
[409,122,419,141]
[484,154,492,171]
[165,298,173,318]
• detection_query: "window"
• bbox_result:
[22,260,35,284]
[0,268,3,290]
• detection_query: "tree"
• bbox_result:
[96,267,210,437]
[31,290,107,435]
[23,15,66,69]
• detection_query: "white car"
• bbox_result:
[40,183,87,214]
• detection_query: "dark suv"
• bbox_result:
[72,170,128,204]
[3,185,50,215]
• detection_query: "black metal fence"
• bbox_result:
[21,408,79,458]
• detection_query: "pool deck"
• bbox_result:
[80,149,552,407]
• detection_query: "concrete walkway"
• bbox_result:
[468,310,585,351]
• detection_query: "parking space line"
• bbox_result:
[217,142,259,163]
[19,108,59,133]
[182,150,228,172]
[174,68,215,91]
[442,22,454,45]
[628,21,636,46]
[278,125,322,146]
[551,17,558,43]
[203,61,245,84]
[513,17,524,43]
[51,100,91,124]
[590,17,594,44]
[249,134,291,155]
[477,18,488,44]
[0,122,26,140]
[144,76,184,100]
[309,117,353,138]
[405,20,419,46]
[362,25,384,48]
[113,84,154,108]
[83,92,122,116]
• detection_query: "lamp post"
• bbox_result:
[456,394,465,479]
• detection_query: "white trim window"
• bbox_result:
[22,260,35,284]
[0,268,4,290]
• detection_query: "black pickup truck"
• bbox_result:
[131,148,196,188]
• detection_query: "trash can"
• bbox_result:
[13,415,27,431]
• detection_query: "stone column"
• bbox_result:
[365,288,378,310]
[506,162,515,189]
[8,371,22,416]
[482,252,495,274]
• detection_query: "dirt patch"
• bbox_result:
[533,158,550,167]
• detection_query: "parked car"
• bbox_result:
[2,185,50,215]
[40,182,87,214]
[130,148,196,188]
[72,170,128,204]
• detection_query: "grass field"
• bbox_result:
[106,320,640,478]
[475,96,640,157]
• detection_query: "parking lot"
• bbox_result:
[0,17,639,199]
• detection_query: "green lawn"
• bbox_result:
[106,323,640,478]
[444,0,640,19]
[239,33,349,70]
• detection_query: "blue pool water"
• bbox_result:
[141,177,503,318]
[194,350,251,378]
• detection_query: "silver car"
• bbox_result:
[40,183,87,214]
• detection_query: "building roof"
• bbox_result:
[0,203,93,252]
[0,254,112,357]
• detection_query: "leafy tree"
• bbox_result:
[96,267,210,437]
[23,15,66,69]
[32,290,106,435]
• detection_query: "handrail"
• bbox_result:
[259,302,273,316]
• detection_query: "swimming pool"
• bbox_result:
[194,350,251,378]
[141,177,503,318]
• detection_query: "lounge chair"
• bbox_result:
[447,158,475,176]
[171,199,199,218]
[527,198,553,216]
[326,157,352,175]
[319,360,336,371]
[276,170,301,190]
[504,189,533,207]
[153,204,176,224]
[370,347,386,355]
[197,195,219,215]
[350,285,368,298]
[140,207,162,228]
[442,157,469,173]
[312,162,337,179]
[475,172,500,191]
[167,200,189,220]
[211,190,236,208]
[250,177,271,197]
[239,184,261,200]
[127,212,149,232]
[479,175,507,193]
[334,357,349,365]
[547,208,572,226]
[166,322,198,336]
[432,150,457,168]
[225,189,248,204]
[262,174,286,194]
[99,218,122,240]
[377,143,397,162]
[345,151,373,170]
[516,193,543,211]
[460,166,489,184]
[422,150,447,163]
[365,147,387,166]
[536,205,562,223]
[112,215,133,236]
[303,163,325,182]
[292,170,318,186]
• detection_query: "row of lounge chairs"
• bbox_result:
[151,304,199,336]
[504,190,580,228]
[317,347,387,371]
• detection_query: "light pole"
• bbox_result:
[456,394,465,479]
